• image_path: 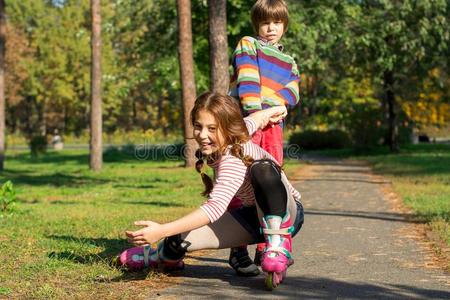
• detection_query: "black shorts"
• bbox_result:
[229,201,305,244]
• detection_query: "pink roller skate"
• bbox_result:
[260,213,294,290]
[117,243,184,271]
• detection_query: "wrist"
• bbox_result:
[159,223,171,239]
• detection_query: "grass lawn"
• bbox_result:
[309,144,450,268]
[0,148,304,299]
[0,150,206,299]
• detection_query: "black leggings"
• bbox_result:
[249,159,287,217]
[163,159,288,259]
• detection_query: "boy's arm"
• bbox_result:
[233,37,262,114]
[274,62,301,107]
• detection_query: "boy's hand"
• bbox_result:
[267,106,287,124]
[250,106,287,130]
[125,221,164,246]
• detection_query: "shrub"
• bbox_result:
[347,104,384,149]
[289,129,351,150]
[29,135,48,157]
[1,181,16,213]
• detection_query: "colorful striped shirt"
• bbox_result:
[200,117,301,223]
[229,36,300,115]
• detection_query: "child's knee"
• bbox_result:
[249,159,281,186]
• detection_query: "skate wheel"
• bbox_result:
[265,273,274,290]
[280,270,286,283]
[265,272,280,290]
[273,272,281,286]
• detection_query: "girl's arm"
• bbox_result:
[244,106,287,135]
[126,208,210,246]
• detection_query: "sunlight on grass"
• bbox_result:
[0,150,204,299]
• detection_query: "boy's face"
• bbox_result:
[258,20,285,44]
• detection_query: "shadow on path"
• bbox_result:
[294,177,390,184]
[155,262,450,299]
[305,208,421,224]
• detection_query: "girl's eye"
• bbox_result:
[208,127,216,133]
[194,124,201,130]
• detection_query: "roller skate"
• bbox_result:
[117,243,184,271]
[260,213,294,290]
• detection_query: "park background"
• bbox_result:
[0,0,449,299]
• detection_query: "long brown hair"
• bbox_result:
[191,92,254,197]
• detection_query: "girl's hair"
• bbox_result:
[251,0,289,34]
[191,92,254,197]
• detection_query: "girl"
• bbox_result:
[120,92,304,290]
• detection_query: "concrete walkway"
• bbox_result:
[150,158,450,299]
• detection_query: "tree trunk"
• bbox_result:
[90,0,102,171]
[383,70,399,153]
[208,0,229,93]
[0,0,5,171]
[177,0,197,167]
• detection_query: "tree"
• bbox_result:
[177,0,197,167]
[0,0,5,171]
[208,0,229,93]
[351,1,449,152]
[90,0,102,171]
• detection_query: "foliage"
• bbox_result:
[0,180,16,213]
[289,129,351,150]
[29,135,48,157]
[3,0,450,145]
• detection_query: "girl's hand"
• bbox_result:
[250,106,287,129]
[267,106,287,124]
[125,221,165,246]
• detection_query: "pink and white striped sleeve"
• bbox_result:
[200,157,247,222]
[244,117,258,136]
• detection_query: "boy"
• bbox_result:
[228,0,301,276]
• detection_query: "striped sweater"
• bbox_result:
[229,36,300,114]
[200,117,301,223]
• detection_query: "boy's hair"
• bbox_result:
[251,0,289,33]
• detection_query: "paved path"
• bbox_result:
[150,158,450,299]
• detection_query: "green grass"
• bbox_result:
[0,150,204,299]
[308,144,450,266]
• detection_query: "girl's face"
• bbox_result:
[258,19,284,44]
[193,109,225,156]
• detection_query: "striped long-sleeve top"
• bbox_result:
[229,36,300,115]
[200,117,301,223]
